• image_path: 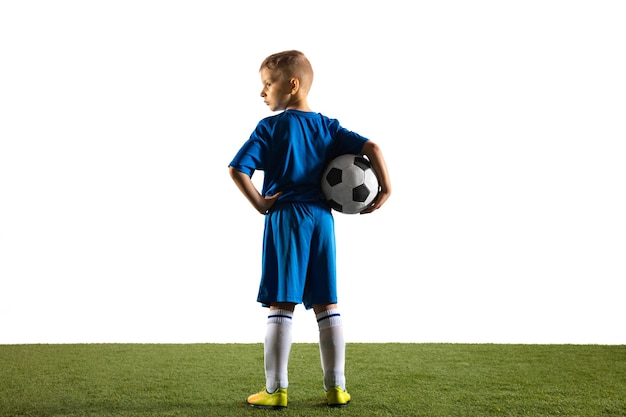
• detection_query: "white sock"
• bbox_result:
[264,309,293,392]
[316,309,346,391]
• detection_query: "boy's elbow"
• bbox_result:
[362,140,381,157]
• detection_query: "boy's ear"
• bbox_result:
[290,77,300,94]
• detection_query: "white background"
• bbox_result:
[1,1,624,344]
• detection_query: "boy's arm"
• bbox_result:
[229,166,282,215]
[360,140,392,214]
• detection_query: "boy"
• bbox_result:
[228,50,391,409]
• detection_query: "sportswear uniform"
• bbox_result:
[229,110,368,309]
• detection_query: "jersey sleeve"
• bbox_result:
[228,122,269,177]
[328,120,369,157]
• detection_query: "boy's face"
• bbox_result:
[260,68,294,112]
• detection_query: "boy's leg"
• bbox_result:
[314,304,351,407]
[264,304,294,392]
[247,303,294,409]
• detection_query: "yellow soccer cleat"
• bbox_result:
[246,388,288,410]
[325,386,351,407]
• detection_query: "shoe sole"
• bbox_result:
[247,402,287,410]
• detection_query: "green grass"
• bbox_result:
[0,343,624,417]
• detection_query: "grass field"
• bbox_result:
[1,343,624,417]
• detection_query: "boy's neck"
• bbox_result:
[285,97,312,112]
[285,106,313,112]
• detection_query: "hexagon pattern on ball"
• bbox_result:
[321,154,379,214]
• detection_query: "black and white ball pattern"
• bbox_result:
[321,154,379,214]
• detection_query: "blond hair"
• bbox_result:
[260,50,314,90]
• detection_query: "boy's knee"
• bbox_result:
[270,303,296,312]
[313,303,338,315]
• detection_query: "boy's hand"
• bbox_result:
[230,167,283,215]
[360,188,390,214]
[259,192,283,215]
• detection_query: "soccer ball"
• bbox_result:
[321,154,379,214]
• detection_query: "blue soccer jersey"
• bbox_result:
[229,110,368,204]
[230,110,368,309]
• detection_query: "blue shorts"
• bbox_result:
[258,202,337,310]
